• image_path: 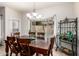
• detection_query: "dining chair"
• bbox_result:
[29,32,36,37]
[4,40,9,56]
[36,36,55,56]
[13,32,20,37]
[7,36,20,56]
[17,39,31,56]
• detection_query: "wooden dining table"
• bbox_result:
[5,35,50,56]
[30,40,50,55]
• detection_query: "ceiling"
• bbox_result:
[0,2,73,12]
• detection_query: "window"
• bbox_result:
[12,20,19,33]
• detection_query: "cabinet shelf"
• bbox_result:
[61,40,76,45]
[61,46,73,55]
[60,21,76,24]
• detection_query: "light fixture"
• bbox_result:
[26,2,43,20]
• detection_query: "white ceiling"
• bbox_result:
[0,2,73,12]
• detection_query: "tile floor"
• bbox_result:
[0,45,67,56]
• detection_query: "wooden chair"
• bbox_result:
[13,32,20,37]
[36,36,55,56]
[29,46,36,56]
[7,36,20,56]
[17,39,31,56]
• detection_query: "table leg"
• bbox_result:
[36,52,39,56]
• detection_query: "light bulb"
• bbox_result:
[26,13,30,17]
[32,12,37,16]
[36,14,42,19]
[26,13,32,19]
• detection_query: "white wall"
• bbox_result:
[36,3,74,18]
[74,3,79,17]
[5,7,22,38]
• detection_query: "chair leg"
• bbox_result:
[10,52,12,56]
[20,53,22,56]
[51,50,53,56]
[16,53,18,56]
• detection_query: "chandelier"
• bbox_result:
[26,2,43,20]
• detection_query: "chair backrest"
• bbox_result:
[17,39,31,45]
[7,36,18,52]
[13,32,20,37]
[17,38,31,51]
[17,39,31,56]
[48,36,55,55]
[7,36,15,45]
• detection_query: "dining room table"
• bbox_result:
[5,35,50,56]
